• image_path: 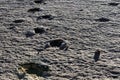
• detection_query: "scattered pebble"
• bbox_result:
[93,49,101,62]
[13,19,25,23]
[108,2,119,6]
[44,39,68,50]
[34,27,46,34]
[25,30,35,37]
[27,8,42,13]
[37,15,54,20]
[94,17,110,22]
[34,0,45,4]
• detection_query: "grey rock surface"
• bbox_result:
[0,0,120,80]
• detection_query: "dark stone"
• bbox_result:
[27,8,42,13]
[49,39,64,47]
[34,0,45,4]
[93,49,100,62]
[59,42,68,50]
[13,19,24,23]
[108,2,119,6]
[94,17,110,22]
[25,31,35,37]
[34,27,45,34]
[44,39,68,50]
[37,15,54,20]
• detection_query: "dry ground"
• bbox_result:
[0,0,120,80]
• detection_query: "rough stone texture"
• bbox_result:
[0,0,120,80]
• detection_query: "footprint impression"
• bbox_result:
[17,62,50,79]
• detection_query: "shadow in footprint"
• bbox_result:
[37,15,54,20]
[94,17,110,22]
[27,8,42,13]
[108,2,119,6]
[34,0,46,4]
[44,39,68,50]
[34,27,46,34]
[13,19,25,23]
[18,62,50,77]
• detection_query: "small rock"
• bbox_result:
[37,15,54,20]
[44,39,68,50]
[94,17,110,22]
[110,70,120,75]
[94,49,101,62]
[25,30,35,37]
[108,2,119,6]
[34,0,45,4]
[27,8,42,13]
[13,19,25,23]
[34,27,45,34]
